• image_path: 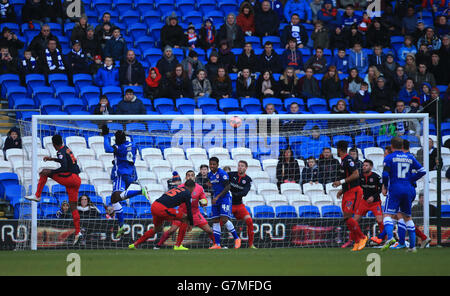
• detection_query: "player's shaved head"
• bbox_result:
[209,157,219,164]
[336,140,348,154]
[52,134,63,147]
[403,139,410,151]
[115,130,126,145]
[391,137,403,150]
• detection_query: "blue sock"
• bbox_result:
[406,220,416,249]
[397,219,406,245]
[213,223,221,246]
[377,228,386,239]
[225,221,239,240]
[113,202,124,227]
[121,190,141,200]
[383,216,394,240]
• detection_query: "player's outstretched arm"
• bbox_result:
[101,125,115,153]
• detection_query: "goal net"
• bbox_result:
[8,112,432,250]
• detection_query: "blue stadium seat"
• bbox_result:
[119,9,141,26]
[217,0,239,16]
[80,85,101,105]
[377,135,392,148]
[332,135,353,147]
[122,206,136,218]
[253,205,275,218]
[441,122,450,136]
[400,134,421,147]
[126,122,147,133]
[41,98,62,114]
[307,97,328,113]
[245,35,260,48]
[154,136,172,150]
[52,184,68,198]
[262,36,281,48]
[148,121,170,134]
[198,0,218,14]
[79,184,96,196]
[135,0,155,14]
[129,195,150,208]
[4,184,25,203]
[178,0,196,16]
[154,98,175,113]
[114,0,134,11]
[136,206,152,218]
[0,73,20,96]
[321,205,343,218]
[54,86,76,103]
[93,0,113,12]
[355,134,375,150]
[241,97,262,114]
[284,97,305,111]
[6,85,27,104]
[155,0,176,14]
[263,97,283,112]
[275,205,298,218]
[28,185,50,197]
[442,205,450,218]
[197,97,218,114]
[128,23,148,41]
[123,85,144,97]
[176,97,196,114]
[219,98,240,113]
[298,205,321,218]
[183,10,203,24]
[13,96,35,110]
[14,203,32,219]
[40,196,59,207]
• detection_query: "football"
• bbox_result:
[229,116,242,128]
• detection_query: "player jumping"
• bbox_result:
[333,141,368,251]
[101,125,148,239]
[228,160,257,249]
[154,170,215,250]
[208,157,241,249]
[25,135,83,245]
[128,181,196,249]
[380,137,426,252]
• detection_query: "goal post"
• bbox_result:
[21,112,431,250]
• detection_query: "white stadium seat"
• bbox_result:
[96,184,113,199]
[219,158,237,171]
[145,184,165,202]
[286,194,311,207]
[172,159,194,178]
[208,147,230,161]
[141,148,163,164]
[148,159,171,173]
[72,147,96,163]
[248,170,270,185]
[6,148,26,163]
[0,159,12,173]
[325,182,342,204]
[88,136,104,150]
[264,194,289,208]
[81,159,104,175]
[156,171,174,191]
[242,193,266,207]
[302,182,325,198]
[231,147,253,160]
[66,136,87,150]
[257,182,279,198]
[137,171,157,185]
[134,159,149,172]
[186,148,208,163]
[164,147,186,162]
[363,147,384,172]
[43,136,57,156]
[310,194,334,207]
[88,171,111,187]
[262,158,278,183]
[280,182,302,197]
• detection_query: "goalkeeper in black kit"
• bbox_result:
[228,160,257,249]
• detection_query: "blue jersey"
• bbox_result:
[208,168,231,199]
[104,135,137,178]
[382,150,425,189]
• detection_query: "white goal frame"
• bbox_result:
[30,113,431,250]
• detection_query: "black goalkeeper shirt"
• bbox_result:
[228,172,252,205]
[359,171,382,202]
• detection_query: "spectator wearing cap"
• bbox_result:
[119,50,145,88]
[71,15,89,44]
[216,12,246,49]
[236,1,256,36]
[94,56,119,87]
[281,13,308,49]
[198,18,216,51]
[0,0,17,24]
[205,50,219,81]
[66,39,90,77]
[380,52,398,84]
[160,13,186,49]
[39,37,66,76]
[255,0,280,38]
[181,50,205,80]
[156,46,180,80]
[82,25,100,61]
[167,171,182,190]
[90,55,102,75]
[413,19,426,44]
[27,24,61,58]
[115,88,146,115]
[371,76,394,113]
[185,23,198,49]
[103,27,127,63]
[96,22,113,51]
[0,27,24,58]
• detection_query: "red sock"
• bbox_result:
[157,231,170,247]
[35,175,48,198]
[415,227,427,241]
[347,218,364,241]
[245,217,254,247]
[134,228,155,247]
[208,233,215,244]
[378,221,384,233]
[176,223,188,247]
[71,210,80,234]
[349,229,355,242]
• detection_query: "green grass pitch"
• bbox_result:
[1,248,450,276]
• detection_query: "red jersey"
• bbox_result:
[177,183,207,214]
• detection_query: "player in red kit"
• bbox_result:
[128,180,196,249]
[333,140,367,251]
[25,134,83,245]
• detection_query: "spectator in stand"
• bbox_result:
[217,39,237,74]
[366,18,390,48]
[429,51,448,85]
[317,147,340,185]
[236,42,258,73]
[196,164,213,198]
[115,88,146,115]
[21,0,44,26]
[62,0,85,23]
[304,47,328,74]
[77,195,100,219]
[94,56,119,87]
[236,68,257,98]
[371,76,394,113]
[243,0,262,15]
[256,70,279,99]
[310,0,323,22]
[351,81,372,112]
[302,156,319,185]
[95,12,114,37]
[346,23,364,48]
[381,53,399,85]
[416,137,438,171]
[27,24,60,58]
[284,0,312,24]
[439,34,450,62]
[42,0,63,24]
[276,146,301,190]
[330,99,351,116]
[321,65,343,100]
[281,102,304,131]
[103,27,127,64]
[93,94,113,115]
[402,6,418,36]
[412,192,437,220]
[364,65,381,93]
[255,0,280,38]
[331,48,349,74]
[311,20,329,49]
[89,55,102,76]
[71,15,89,44]
[96,22,113,51]
[330,26,348,50]
[216,12,245,49]
[348,147,363,175]
[397,78,418,104]
[341,4,361,32]
[56,201,72,219]
[185,23,198,49]
[0,0,16,24]
[167,64,194,99]
[281,37,304,73]
[236,1,256,36]
[318,0,342,31]
[368,45,387,72]
[393,100,417,136]
[119,50,145,88]
[0,27,24,58]
[413,19,427,44]
[343,67,363,100]
[418,82,432,106]
[181,50,205,80]
[357,11,371,34]
[3,127,21,160]
[392,66,408,95]
[160,13,186,49]
[198,18,216,51]
[415,43,432,69]
[82,26,100,61]
[348,42,368,74]
[39,38,66,76]
[423,87,440,119]
[417,27,442,51]
[267,0,283,20]
[258,41,283,74]
[412,63,437,91]
[144,67,162,100]
[211,66,233,99]
[66,40,90,78]
[278,66,299,98]
[404,53,417,77]
[297,67,321,99]
[436,14,449,38]
[397,35,418,64]
[205,50,219,81]
[192,69,212,100]
[18,50,41,85]
[281,13,309,49]
[157,46,180,80]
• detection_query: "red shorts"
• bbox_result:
[341,186,363,214]
[232,204,251,220]
[355,199,383,217]
[172,209,208,227]
[151,201,184,228]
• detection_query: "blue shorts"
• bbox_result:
[112,174,137,193]
[210,195,232,219]
[383,185,415,216]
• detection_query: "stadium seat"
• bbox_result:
[199,0,218,14]
[307,98,328,113]
[377,135,392,148]
[264,194,289,208]
[321,205,343,218]
[355,134,375,150]
[122,206,136,218]
[176,98,196,114]
[154,98,175,114]
[197,97,218,114]
[219,98,240,113]
[284,97,305,112]
[332,135,353,147]
[262,97,283,112]
[241,97,262,114]
[275,205,298,218]
[298,205,321,218]
[310,194,334,207]
[247,170,270,185]
[302,182,324,198]
[442,205,450,218]
[256,182,279,198]
[253,205,275,218]
[136,206,152,218]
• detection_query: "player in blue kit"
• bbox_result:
[381,137,426,252]
[101,125,148,238]
[207,157,241,249]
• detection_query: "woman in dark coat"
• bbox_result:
[276,146,301,191]
[3,127,21,160]
[167,64,194,99]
